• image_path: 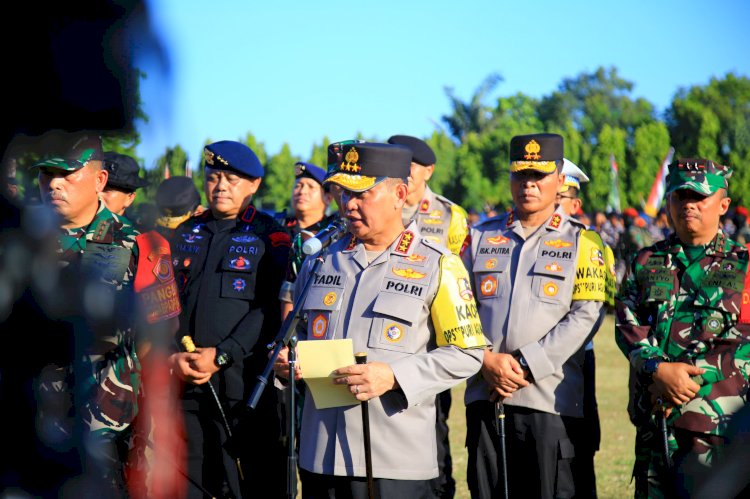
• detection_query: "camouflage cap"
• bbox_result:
[666,158,732,196]
[32,132,104,171]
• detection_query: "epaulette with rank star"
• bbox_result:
[395,230,415,255]
[419,199,431,213]
[505,211,515,228]
[548,214,562,229]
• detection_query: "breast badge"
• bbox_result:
[384,324,403,342]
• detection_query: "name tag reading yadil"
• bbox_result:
[431,254,486,349]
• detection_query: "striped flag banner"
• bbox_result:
[643,147,675,218]
[606,153,621,213]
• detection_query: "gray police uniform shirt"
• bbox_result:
[294,221,485,480]
[462,207,606,418]
[403,185,469,256]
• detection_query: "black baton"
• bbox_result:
[495,400,508,499]
[355,352,375,499]
[181,336,244,480]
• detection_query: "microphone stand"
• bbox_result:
[247,248,328,499]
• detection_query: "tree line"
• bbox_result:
[12,66,750,216]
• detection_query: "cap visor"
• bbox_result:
[324,173,385,192]
[510,161,558,174]
[31,157,84,171]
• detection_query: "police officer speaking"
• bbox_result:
[273,142,486,498]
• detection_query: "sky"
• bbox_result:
[135,0,750,171]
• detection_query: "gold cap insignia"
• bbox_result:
[523,139,541,160]
[204,148,215,165]
[341,147,362,173]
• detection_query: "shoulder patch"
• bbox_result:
[431,254,486,349]
[572,230,608,302]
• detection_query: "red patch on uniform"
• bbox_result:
[269,231,292,248]
[505,211,514,228]
[741,243,750,323]
[460,234,471,257]
[419,199,430,213]
[548,214,562,229]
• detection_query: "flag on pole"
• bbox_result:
[163,162,170,180]
[606,153,621,213]
[185,159,192,178]
[643,147,675,218]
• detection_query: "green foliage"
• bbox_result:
[667,72,750,206]
[257,142,299,213]
[628,122,671,210]
[139,68,750,217]
[442,73,503,142]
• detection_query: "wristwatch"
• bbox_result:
[643,358,663,379]
[517,354,529,369]
[214,347,232,368]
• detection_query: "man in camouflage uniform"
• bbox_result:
[387,134,469,498]
[32,132,181,495]
[615,157,750,497]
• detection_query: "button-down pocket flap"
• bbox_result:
[372,292,422,325]
[533,257,570,278]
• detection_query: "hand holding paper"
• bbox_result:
[297,339,359,409]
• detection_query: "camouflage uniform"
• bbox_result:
[615,158,750,498]
[41,201,180,489]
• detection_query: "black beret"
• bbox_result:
[204,140,264,178]
[103,152,148,191]
[295,161,326,186]
[325,143,411,192]
[387,134,436,166]
[155,176,201,216]
[509,133,563,174]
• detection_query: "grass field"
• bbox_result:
[446,312,636,498]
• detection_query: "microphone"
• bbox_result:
[302,218,349,255]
